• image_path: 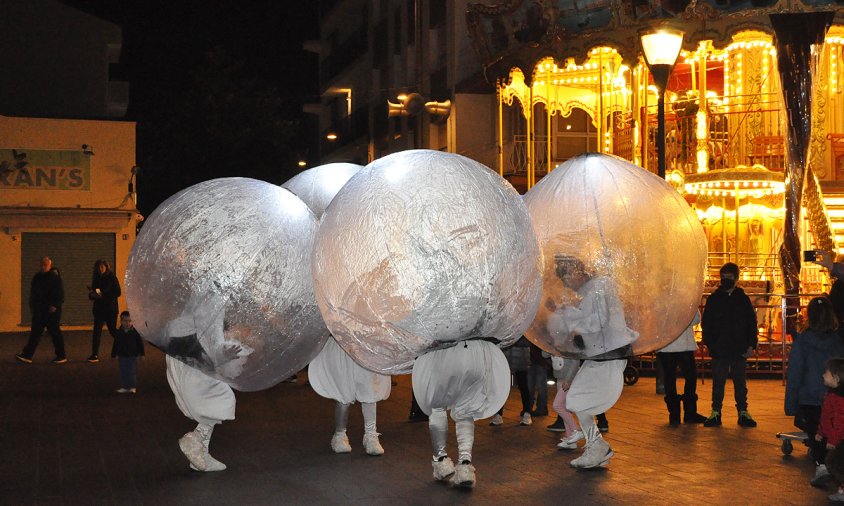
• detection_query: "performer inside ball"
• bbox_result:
[546,254,638,469]
[412,337,510,489]
[163,291,253,472]
[308,337,389,456]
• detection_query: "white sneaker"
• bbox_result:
[178,432,208,471]
[489,414,503,426]
[203,453,227,472]
[452,462,476,488]
[830,491,844,503]
[520,413,532,426]
[363,433,384,456]
[432,456,455,481]
[812,464,832,487]
[570,437,614,469]
[331,432,352,454]
[557,430,585,450]
[190,453,227,472]
[116,388,130,394]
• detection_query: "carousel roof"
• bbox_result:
[466,0,844,84]
[684,164,785,197]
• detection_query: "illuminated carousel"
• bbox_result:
[467,0,844,376]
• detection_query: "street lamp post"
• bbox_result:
[640,29,684,179]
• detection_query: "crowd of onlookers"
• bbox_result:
[14,256,144,393]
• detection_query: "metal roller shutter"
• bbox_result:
[21,233,116,326]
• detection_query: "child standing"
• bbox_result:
[817,358,844,502]
[112,311,144,393]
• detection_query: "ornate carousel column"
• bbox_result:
[770,12,834,307]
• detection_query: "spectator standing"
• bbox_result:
[88,259,121,363]
[112,311,144,393]
[784,297,844,486]
[527,343,550,417]
[816,358,844,502]
[16,256,66,364]
[701,262,758,427]
[656,309,707,425]
[492,336,532,426]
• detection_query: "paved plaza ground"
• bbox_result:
[0,331,828,505]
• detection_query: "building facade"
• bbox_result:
[0,1,136,332]
[311,0,500,168]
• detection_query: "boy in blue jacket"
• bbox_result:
[112,311,144,393]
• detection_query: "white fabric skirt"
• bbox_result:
[308,338,391,404]
[565,359,626,416]
[412,340,510,421]
[166,355,236,426]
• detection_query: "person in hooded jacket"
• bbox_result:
[87,259,122,363]
[785,296,844,486]
[701,262,758,428]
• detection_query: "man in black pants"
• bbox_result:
[16,256,67,364]
[701,262,758,427]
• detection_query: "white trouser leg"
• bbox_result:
[455,419,475,463]
[576,412,601,443]
[195,423,215,449]
[334,402,350,434]
[362,402,377,435]
[429,408,448,460]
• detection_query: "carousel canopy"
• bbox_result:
[466,0,844,85]
[684,164,785,198]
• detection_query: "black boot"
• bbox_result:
[682,393,708,424]
[665,395,681,425]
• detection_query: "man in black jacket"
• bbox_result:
[701,262,758,427]
[16,257,67,364]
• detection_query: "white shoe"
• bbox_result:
[331,432,352,454]
[363,433,384,456]
[452,462,476,488]
[812,464,832,487]
[116,388,130,394]
[489,414,503,426]
[202,453,226,471]
[570,437,613,469]
[520,413,532,426]
[179,432,208,471]
[557,430,584,450]
[432,456,455,481]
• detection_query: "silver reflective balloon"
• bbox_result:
[125,178,329,391]
[282,163,362,219]
[313,149,543,375]
[524,153,707,358]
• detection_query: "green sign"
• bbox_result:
[0,149,91,190]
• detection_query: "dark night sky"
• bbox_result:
[61,0,321,214]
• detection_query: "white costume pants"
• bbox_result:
[166,355,235,426]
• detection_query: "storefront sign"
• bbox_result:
[0,149,90,190]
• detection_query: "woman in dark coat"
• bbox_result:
[87,259,121,363]
[785,296,844,485]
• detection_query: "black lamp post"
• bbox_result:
[640,29,684,179]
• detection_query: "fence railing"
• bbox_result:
[630,294,827,385]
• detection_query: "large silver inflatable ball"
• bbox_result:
[125,178,329,391]
[524,153,706,359]
[282,163,362,219]
[313,149,543,375]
